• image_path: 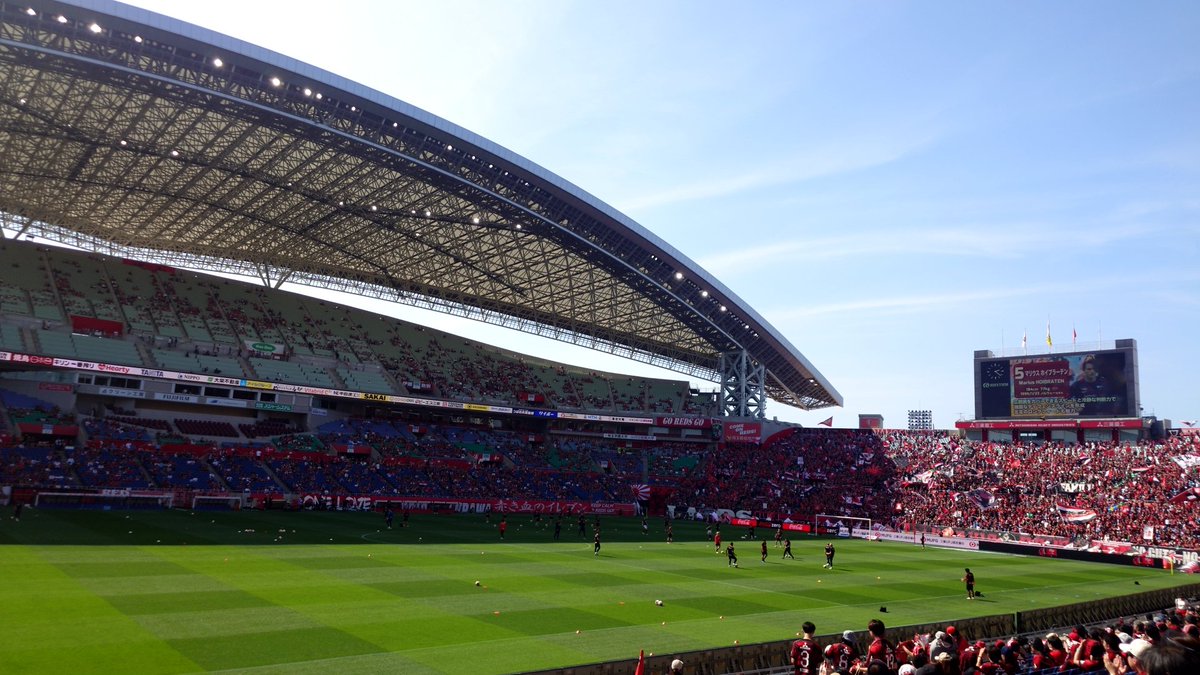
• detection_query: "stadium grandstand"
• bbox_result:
[2,2,1200,674]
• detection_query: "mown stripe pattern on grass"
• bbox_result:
[0,509,1189,674]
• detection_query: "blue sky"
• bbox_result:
[106,1,1200,428]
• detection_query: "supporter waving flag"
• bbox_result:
[1056,504,1097,523]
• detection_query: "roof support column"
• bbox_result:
[718,349,766,419]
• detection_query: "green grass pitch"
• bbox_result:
[0,508,1192,674]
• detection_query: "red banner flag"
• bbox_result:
[635,649,645,675]
[819,416,833,427]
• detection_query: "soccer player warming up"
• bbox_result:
[962,567,975,599]
[823,542,835,569]
[726,542,738,567]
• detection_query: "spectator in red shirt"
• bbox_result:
[791,621,821,675]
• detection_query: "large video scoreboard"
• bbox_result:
[974,339,1140,419]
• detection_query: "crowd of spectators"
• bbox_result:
[671,429,900,523]
[887,432,1200,549]
[4,382,1200,550]
[797,600,1200,675]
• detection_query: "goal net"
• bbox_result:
[34,491,173,510]
[192,494,245,511]
[814,514,874,538]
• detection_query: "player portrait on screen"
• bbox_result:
[1069,354,1123,415]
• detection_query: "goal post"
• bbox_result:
[814,514,874,538]
[192,494,245,511]
[34,491,173,510]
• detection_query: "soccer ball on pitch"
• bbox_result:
[475,581,481,586]
[655,599,663,606]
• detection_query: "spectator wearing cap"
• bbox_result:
[843,630,861,661]
[930,650,956,675]
[946,626,966,653]
[823,641,854,675]
[1136,636,1200,675]
[929,632,956,664]
[1116,638,1152,675]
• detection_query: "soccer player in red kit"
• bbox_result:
[866,619,899,673]
[791,621,821,675]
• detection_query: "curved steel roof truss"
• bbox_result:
[0,0,841,410]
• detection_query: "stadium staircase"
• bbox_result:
[258,460,289,494]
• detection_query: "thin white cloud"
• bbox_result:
[619,122,944,213]
[697,222,1164,275]
[766,268,1200,321]
[768,286,1041,321]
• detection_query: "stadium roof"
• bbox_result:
[0,0,842,411]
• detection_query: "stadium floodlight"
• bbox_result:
[133,35,142,42]
[270,76,282,87]
[303,87,311,96]
[88,22,101,33]
[701,290,708,297]
[170,149,179,157]
[212,57,223,67]
[56,14,67,22]
[25,7,35,15]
